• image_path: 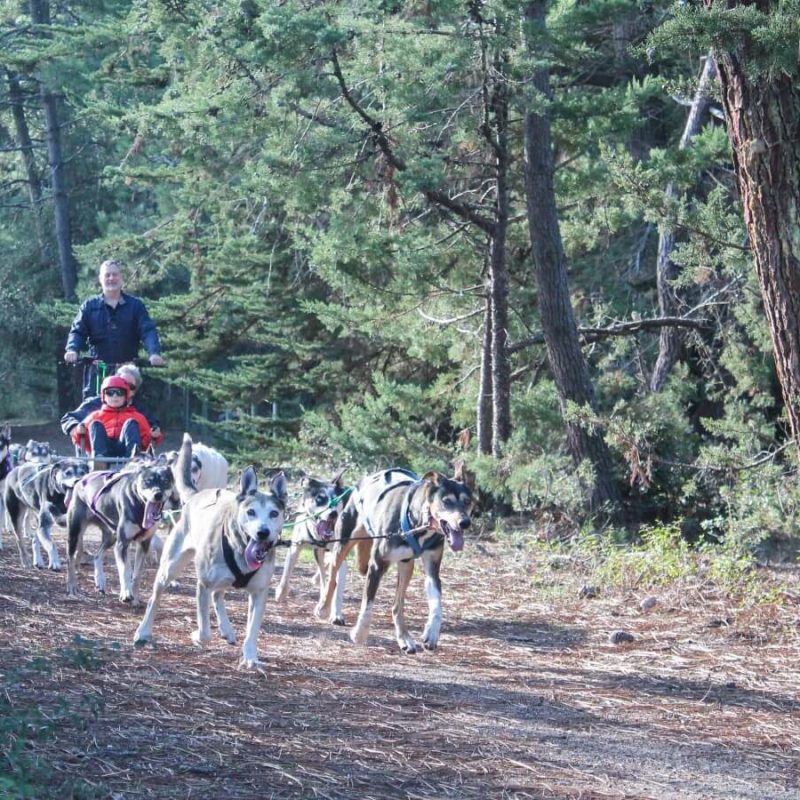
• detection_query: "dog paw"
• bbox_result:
[119,593,134,604]
[314,602,330,620]
[191,630,209,647]
[238,657,265,671]
[219,631,237,645]
[330,615,346,626]
[275,587,288,603]
[349,628,368,646]
[48,564,62,572]
[399,638,418,654]
[133,632,149,647]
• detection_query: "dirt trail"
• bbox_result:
[1,521,798,799]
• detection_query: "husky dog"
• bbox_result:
[134,434,288,669]
[65,462,175,603]
[22,440,54,464]
[316,465,473,653]
[165,441,228,491]
[274,469,348,623]
[0,425,14,549]
[4,458,90,569]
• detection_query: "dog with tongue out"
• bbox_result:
[316,463,474,654]
[134,433,288,669]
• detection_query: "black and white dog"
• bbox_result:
[135,434,288,669]
[65,462,175,603]
[13,439,54,465]
[0,424,14,550]
[316,465,473,653]
[274,469,348,623]
[4,458,90,570]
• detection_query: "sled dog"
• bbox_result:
[316,465,473,652]
[134,434,288,669]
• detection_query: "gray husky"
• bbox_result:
[316,465,473,653]
[4,457,89,569]
[134,434,288,669]
[65,462,175,603]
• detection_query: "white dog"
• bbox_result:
[135,434,287,668]
[165,441,228,491]
[150,441,229,566]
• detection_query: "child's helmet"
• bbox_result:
[101,375,131,402]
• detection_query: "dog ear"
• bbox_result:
[131,444,140,459]
[331,466,346,489]
[270,471,289,505]
[239,466,258,498]
[422,470,442,486]
[451,457,475,490]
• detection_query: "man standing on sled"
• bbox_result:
[64,259,165,398]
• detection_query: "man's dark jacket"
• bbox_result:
[65,292,161,363]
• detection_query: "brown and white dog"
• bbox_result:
[134,434,288,669]
[274,469,348,623]
[316,465,473,652]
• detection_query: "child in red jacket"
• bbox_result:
[75,375,153,460]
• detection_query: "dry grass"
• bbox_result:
[1,526,799,800]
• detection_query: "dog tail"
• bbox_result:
[174,433,197,505]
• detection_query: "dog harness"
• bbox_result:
[221,524,265,589]
[361,469,441,558]
[81,471,163,539]
[222,536,257,588]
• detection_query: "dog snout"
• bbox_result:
[459,517,471,530]
[152,490,164,502]
[257,529,275,541]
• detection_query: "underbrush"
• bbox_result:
[502,519,788,606]
[0,636,109,800]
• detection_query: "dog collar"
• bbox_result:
[401,478,440,558]
[222,530,260,589]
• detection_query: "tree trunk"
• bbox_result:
[30,0,77,301]
[6,69,48,259]
[522,0,621,511]
[650,56,716,392]
[713,37,800,452]
[477,293,494,454]
[489,56,512,456]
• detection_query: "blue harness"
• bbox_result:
[365,469,440,557]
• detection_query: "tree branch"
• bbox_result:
[508,315,712,354]
[329,46,496,235]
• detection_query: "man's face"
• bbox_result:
[99,263,123,293]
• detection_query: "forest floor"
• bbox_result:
[1,424,799,799]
